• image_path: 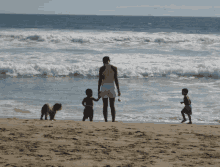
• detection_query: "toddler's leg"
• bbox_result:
[187,114,192,124]
[82,116,86,121]
[89,116,93,122]
[40,112,44,120]
[45,113,48,120]
[181,109,186,123]
[49,113,54,120]
[89,109,94,122]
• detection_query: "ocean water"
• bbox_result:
[0,14,220,124]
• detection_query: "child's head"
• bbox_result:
[103,56,110,64]
[182,88,188,95]
[53,103,62,111]
[86,89,93,97]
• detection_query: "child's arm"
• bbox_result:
[92,97,101,102]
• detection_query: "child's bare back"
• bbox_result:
[82,89,100,121]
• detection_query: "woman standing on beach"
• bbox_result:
[98,56,121,122]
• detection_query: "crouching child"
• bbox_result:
[40,103,62,121]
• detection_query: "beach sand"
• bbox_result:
[0,118,220,167]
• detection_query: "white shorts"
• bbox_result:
[100,83,116,98]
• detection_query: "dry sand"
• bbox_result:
[0,118,220,167]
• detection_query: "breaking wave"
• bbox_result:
[0,61,220,79]
[0,31,220,45]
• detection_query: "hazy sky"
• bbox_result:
[1,0,220,17]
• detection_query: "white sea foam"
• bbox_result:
[0,53,219,78]
[0,29,220,79]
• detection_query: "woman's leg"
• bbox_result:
[102,98,108,122]
[109,98,115,122]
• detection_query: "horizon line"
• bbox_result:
[0,13,220,18]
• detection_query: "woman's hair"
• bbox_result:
[103,56,110,64]
[52,103,62,111]
[182,88,188,94]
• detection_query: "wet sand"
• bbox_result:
[0,118,220,167]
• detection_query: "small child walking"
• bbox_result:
[82,89,100,121]
[180,88,192,124]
